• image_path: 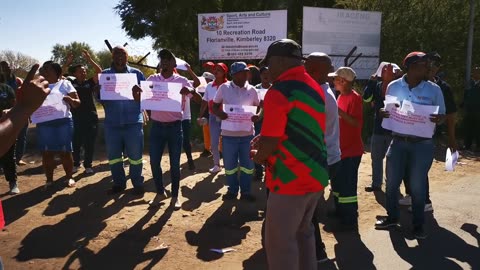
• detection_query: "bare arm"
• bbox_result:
[199,100,208,118]
[63,92,81,108]
[83,49,102,84]
[185,63,201,88]
[0,64,50,156]
[252,136,281,165]
[61,53,74,75]
[212,102,227,120]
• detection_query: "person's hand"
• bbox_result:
[132,85,142,102]
[370,74,377,81]
[250,135,261,150]
[180,87,191,95]
[63,95,73,105]
[66,53,74,65]
[142,110,149,126]
[429,114,445,124]
[379,108,390,118]
[382,64,394,83]
[82,49,92,60]
[16,64,50,114]
[252,152,266,165]
[218,111,228,120]
[251,114,260,122]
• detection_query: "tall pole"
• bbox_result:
[465,0,475,87]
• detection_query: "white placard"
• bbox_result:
[382,98,439,138]
[302,7,382,79]
[99,73,137,100]
[175,58,188,71]
[221,104,257,131]
[31,91,68,124]
[198,10,287,60]
[140,81,183,112]
[445,148,459,171]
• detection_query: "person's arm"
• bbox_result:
[63,92,81,108]
[61,53,74,75]
[0,64,50,156]
[83,49,102,84]
[199,100,208,118]
[252,89,288,164]
[189,88,202,104]
[363,78,377,102]
[185,63,201,88]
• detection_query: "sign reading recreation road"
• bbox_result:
[198,10,287,60]
[302,7,382,79]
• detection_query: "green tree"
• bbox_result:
[51,41,99,77]
[0,50,39,79]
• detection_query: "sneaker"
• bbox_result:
[365,186,382,192]
[16,160,27,166]
[171,197,182,210]
[222,192,237,201]
[375,217,399,230]
[200,150,212,157]
[240,194,256,202]
[408,203,433,212]
[72,166,80,174]
[399,195,412,206]
[209,165,222,174]
[149,192,168,206]
[85,167,94,174]
[9,182,20,194]
[188,160,196,170]
[316,248,329,263]
[67,179,76,187]
[413,226,428,240]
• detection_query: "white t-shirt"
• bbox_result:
[203,81,224,114]
[213,81,260,137]
[49,79,77,119]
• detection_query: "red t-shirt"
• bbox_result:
[337,90,364,158]
[261,66,329,195]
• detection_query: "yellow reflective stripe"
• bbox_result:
[332,192,339,197]
[225,167,239,175]
[109,158,124,165]
[240,167,254,174]
[363,95,373,103]
[338,196,358,204]
[129,158,143,165]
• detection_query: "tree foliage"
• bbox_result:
[0,50,39,78]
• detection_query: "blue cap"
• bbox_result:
[230,62,249,75]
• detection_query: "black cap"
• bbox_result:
[159,49,176,60]
[259,39,305,65]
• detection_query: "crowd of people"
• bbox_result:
[0,38,479,270]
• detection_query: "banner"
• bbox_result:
[302,7,382,79]
[198,10,287,60]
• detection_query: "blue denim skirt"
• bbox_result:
[36,118,74,152]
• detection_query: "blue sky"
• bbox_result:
[0,0,157,65]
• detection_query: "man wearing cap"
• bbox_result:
[101,46,146,195]
[375,52,445,239]
[252,39,328,270]
[363,63,402,192]
[304,52,341,262]
[135,49,201,209]
[212,62,260,201]
[328,66,363,230]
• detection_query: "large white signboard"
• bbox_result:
[198,10,287,60]
[302,7,382,79]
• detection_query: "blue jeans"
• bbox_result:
[386,138,434,226]
[104,123,144,188]
[370,134,392,187]
[150,121,182,197]
[182,120,193,162]
[15,124,28,161]
[209,115,222,166]
[222,135,254,195]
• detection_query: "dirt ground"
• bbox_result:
[0,123,479,270]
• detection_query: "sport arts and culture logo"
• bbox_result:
[201,16,224,31]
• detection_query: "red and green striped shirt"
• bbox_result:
[261,66,328,195]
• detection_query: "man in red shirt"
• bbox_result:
[328,67,363,230]
[253,39,328,270]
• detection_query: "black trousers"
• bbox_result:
[464,112,480,149]
[0,144,17,183]
[73,118,98,168]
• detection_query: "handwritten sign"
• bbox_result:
[99,73,137,100]
[31,91,69,124]
[221,104,257,131]
[140,81,183,112]
[382,98,439,138]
